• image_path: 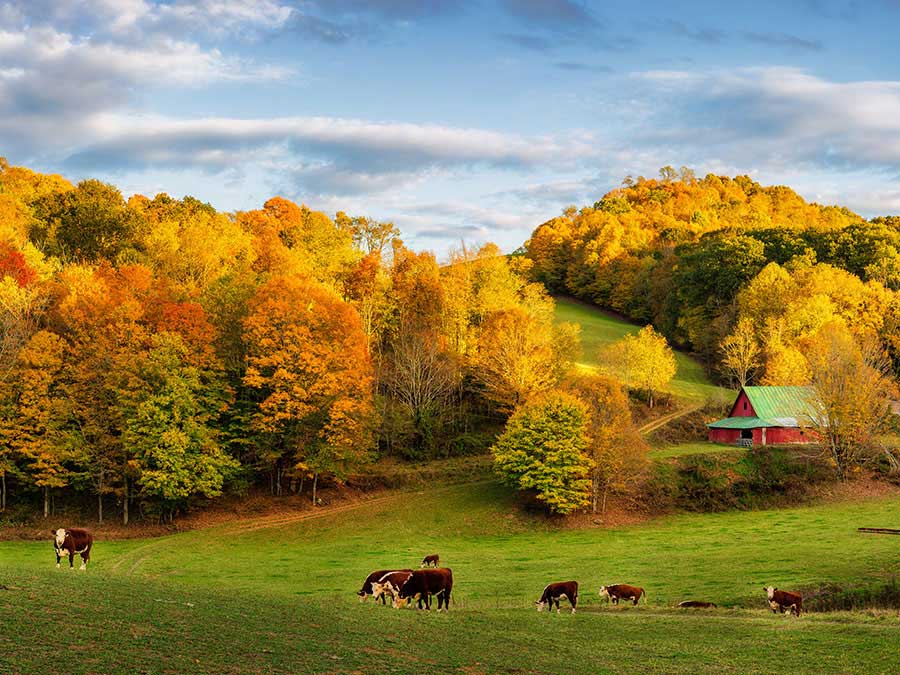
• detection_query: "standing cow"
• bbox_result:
[764,587,802,616]
[536,581,578,614]
[420,554,440,568]
[599,583,645,606]
[371,570,415,606]
[358,569,412,603]
[394,568,453,611]
[52,528,93,570]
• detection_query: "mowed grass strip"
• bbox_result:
[553,297,731,404]
[2,482,900,673]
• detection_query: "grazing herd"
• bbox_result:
[48,530,804,618]
[357,552,804,617]
[358,560,453,611]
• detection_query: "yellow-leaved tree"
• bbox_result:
[599,325,676,407]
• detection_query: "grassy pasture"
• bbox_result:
[553,297,731,405]
[649,442,744,460]
[2,481,900,673]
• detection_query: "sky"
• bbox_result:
[1,0,900,255]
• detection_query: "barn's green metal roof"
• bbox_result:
[707,416,769,429]
[707,386,818,430]
[742,386,817,421]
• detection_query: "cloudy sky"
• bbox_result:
[2,0,900,254]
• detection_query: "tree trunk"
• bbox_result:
[312,473,318,505]
[43,486,49,519]
[97,474,104,524]
[1,471,5,511]
[123,480,129,526]
[601,485,609,517]
[298,474,305,495]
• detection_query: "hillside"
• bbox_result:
[2,480,899,673]
[553,297,731,404]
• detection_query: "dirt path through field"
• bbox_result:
[109,479,497,575]
[638,405,701,436]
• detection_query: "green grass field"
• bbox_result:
[649,442,743,460]
[2,481,900,673]
[554,297,731,405]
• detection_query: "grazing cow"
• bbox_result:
[536,581,578,614]
[598,584,645,606]
[677,600,717,609]
[358,569,411,604]
[394,568,453,611]
[52,528,93,570]
[371,570,415,606]
[420,554,440,568]
[764,587,802,616]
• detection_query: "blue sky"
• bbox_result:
[2,0,900,255]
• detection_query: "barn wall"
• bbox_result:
[729,390,756,417]
[707,426,815,445]
[708,428,742,444]
[765,427,814,444]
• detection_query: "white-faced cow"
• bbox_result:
[764,586,802,616]
[420,554,439,568]
[536,581,578,614]
[393,568,453,611]
[52,528,93,570]
[599,583,645,606]
[358,569,412,604]
[371,570,416,607]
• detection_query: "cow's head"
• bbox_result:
[598,586,610,600]
[52,529,66,548]
[764,586,776,600]
[535,600,546,612]
[357,589,368,602]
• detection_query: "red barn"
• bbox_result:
[707,386,817,446]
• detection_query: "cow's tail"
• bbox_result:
[641,588,647,604]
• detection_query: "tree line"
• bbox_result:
[0,158,584,523]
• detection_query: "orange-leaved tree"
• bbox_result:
[243,275,374,502]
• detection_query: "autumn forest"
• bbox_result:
[1,159,899,524]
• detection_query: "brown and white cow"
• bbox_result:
[536,581,578,614]
[52,528,93,570]
[394,568,453,611]
[358,569,412,604]
[599,583,645,606]
[420,554,439,568]
[371,570,415,606]
[677,600,717,609]
[764,587,802,616]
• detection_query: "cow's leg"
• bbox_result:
[571,595,577,614]
[55,549,61,569]
[633,596,639,606]
[80,551,88,571]
[68,551,75,569]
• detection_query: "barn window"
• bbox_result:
[743,401,747,410]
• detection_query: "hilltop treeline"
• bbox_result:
[0,158,578,523]
[525,168,900,383]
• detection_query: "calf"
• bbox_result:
[358,569,411,604]
[599,583,645,606]
[536,581,578,614]
[677,600,717,609]
[371,570,415,606]
[52,528,93,571]
[764,587,802,616]
[394,568,453,611]
[420,554,440,568]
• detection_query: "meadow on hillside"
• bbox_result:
[2,481,899,673]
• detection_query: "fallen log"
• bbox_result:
[857,527,900,535]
